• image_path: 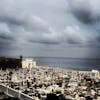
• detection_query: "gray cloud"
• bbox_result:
[67,0,100,24]
[0,11,50,33]
[30,40,60,45]
[0,22,14,53]
[0,0,100,58]
[0,9,54,43]
[0,9,99,48]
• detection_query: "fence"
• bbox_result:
[0,84,34,100]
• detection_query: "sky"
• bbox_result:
[0,0,100,58]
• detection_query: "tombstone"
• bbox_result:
[46,93,58,100]
[6,97,20,100]
[86,96,92,100]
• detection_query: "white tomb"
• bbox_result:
[22,59,37,69]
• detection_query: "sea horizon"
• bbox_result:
[0,56,100,71]
[32,57,100,71]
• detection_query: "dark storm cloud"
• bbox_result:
[0,12,50,33]
[95,36,100,44]
[0,37,13,56]
[0,14,22,26]
[0,9,55,45]
[29,40,60,45]
[0,0,99,47]
[0,0,100,58]
[0,22,15,50]
[0,33,15,57]
[0,33,14,41]
[67,39,81,44]
[72,9,93,24]
[67,0,100,24]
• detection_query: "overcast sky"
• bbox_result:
[0,0,100,58]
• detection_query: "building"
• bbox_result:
[22,59,37,69]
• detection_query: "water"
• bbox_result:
[33,57,100,71]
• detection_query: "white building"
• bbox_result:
[22,59,37,69]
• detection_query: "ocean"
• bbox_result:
[33,57,100,71]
